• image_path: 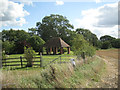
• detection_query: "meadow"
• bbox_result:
[2,55,105,88]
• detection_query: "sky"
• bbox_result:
[0,0,119,39]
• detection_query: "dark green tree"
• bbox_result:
[76,28,98,47]
[27,35,45,53]
[100,35,116,42]
[36,14,74,42]
[111,39,120,48]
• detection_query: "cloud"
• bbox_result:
[95,0,102,3]
[74,2,118,38]
[0,0,29,27]
[56,0,64,5]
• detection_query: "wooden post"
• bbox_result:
[40,53,42,67]
[20,56,23,68]
[50,47,52,54]
[67,47,70,54]
[55,47,58,55]
[60,47,63,54]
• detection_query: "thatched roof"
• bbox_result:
[44,37,70,48]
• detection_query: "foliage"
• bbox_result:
[76,28,98,47]
[71,34,96,59]
[100,35,116,42]
[27,35,45,52]
[2,29,31,54]
[2,41,15,54]
[24,47,35,67]
[101,41,112,49]
[111,39,120,48]
[36,14,74,42]
[2,50,6,59]
[28,28,38,36]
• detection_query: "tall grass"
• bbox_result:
[2,56,106,88]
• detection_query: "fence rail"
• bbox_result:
[2,55,77,69]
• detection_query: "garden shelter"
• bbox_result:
[44,37,70,55]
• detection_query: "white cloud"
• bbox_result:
[95,0,102,3]
[0,0,29,27]
[74,2,118,38]
[56,0,64,5]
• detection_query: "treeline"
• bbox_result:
[1,14,120,55]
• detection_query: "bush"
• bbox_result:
[24,47,35,67]
[71,34,96,59]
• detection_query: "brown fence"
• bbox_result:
[2,55,77,69]
[2,56,41,68]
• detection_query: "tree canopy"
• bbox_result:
[76,28,98,47]
[36,14,74,42]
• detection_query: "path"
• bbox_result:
[96,55,118,88]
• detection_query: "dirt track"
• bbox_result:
[96,49,118,88]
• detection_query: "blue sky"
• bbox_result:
[1,0,118,38]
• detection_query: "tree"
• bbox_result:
[2,41,15,54]
[24,47,35,67]
[36,14,74,42]
[76,28,98,47]
[100,35,116,49]
[111,39,120,48]
[71,34,96,59]
[2,29,31,54]
[27,35,45,53]
[101,41,112,49]
[28,28,38,36]
[100,35,116,42]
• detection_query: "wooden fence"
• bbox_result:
[2,55,77,69]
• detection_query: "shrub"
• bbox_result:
[24,47,35,67]
[71,34,96,59]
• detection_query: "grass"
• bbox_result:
[2,51,76,70]
[2,56,106,88]
[96,48,119,59]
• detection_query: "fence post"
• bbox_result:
[20,56,23,68]
[40,53,42,67]
[60,56,61,64]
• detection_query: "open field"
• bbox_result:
[96,48,119,59]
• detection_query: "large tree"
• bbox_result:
[36,14,74,42]
[76,28,98,47]
[2,29,31,54]
[100,35,116,42]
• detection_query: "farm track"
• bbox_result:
[95,53,118,88]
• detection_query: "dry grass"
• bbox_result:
[2,56,105,88]
[96,49,119,59]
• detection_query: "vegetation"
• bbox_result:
[71,34,96,59]
[36,14,74,42]
[24,47,36,67]
[2,56,106,88]
[2,14,119,55]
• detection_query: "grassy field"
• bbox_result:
[2,49,118,88]
[2,56,106,88]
